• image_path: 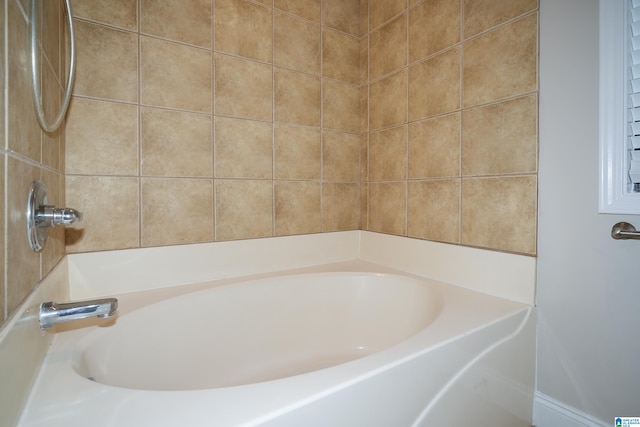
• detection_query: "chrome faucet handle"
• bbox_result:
[27,180,83,252]
[36,206,83,227]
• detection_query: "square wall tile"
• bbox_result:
[66,97,138,175]
[72,0,138,30]
[322,0,360,36]
[215,0,272,63]
[464,0,538,38]
[463,13,538,108]
[141,36,212,112]
[215,117,273,179]
[274,12,320,74]
[275,0,321,22]
[408,179,460,243]
[322,183,360,231]
[41,170,65,275]
[322,80,360,133]
[275,181,321,236]
[409,47,460,121]
[66,176,140,253]
[322,29,360,85]
[322,131,360,181]
[369,125,407,181]
[215,54,273,121]
[462,94,537,176]
[274,124,321,180]
[409,112,460,178]
[461,175,537,254]
[141,0,211,48]
[409,0,460,62]
[74,20,138,102]
[141,107,213,177]
[142,178,214,246]
[369,14,407,80]
[369,0,406,29]
[369,70,407,130]
[7,1,40,161]
[215,179,273,240]
[367,182,407,235]
[274,68,320,126]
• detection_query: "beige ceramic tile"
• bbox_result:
[369,0,406,30]
[369,70,407,130]
[360,182,368,229]
[275,181,321,236]
[463,13,538,108]
[142,178,213,246]
[367,182,406,235]
[275,0,321,22]
[214,117,273,179]
[360,133,369,181]
[369,126,407,181]
[274,68,320,126]
[66,176,140,253]
[409,113,461,178]
[322,131,360,181]
[74,20,138,102]
[141,36,212,112]
[215,54,273,121]
[274,12,320,74]
[462,94,537,176]
[215,179,273,240]
[141,0,211,48]
[409,47,460,121]
[66,97,138,175]
[408,179,460,243]
[322,29,360,85]
[7,1,40,162]
[274,124,321,179]
[41,0,60,76]
[360,0,369,36]
[0,1,4,149]
[369,14,407,80]
[461,175,537,254]
[141,107,213,177]
[6,158,40,314]
[215,0,272,63]
[255,0,272,4]
[322,0,360,36]
[464,0,538,38]
[322,183,360,231]
[359,36,369,85]
[322,80,360,133]
[71,0,138,30]
[409,0,460,62]
[40,59,63,170]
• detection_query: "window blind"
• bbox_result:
[628,0,640,190]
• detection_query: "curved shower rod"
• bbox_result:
[29,0,76,133]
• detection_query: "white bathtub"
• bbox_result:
[18,264,535,427]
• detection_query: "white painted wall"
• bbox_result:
[537,0,640,424]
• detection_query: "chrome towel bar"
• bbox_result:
[611,222,640,240]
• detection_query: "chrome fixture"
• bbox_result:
[27,180,83,252]
[39,298,118,329]
[30,0,76,133]
[611,222,640,240]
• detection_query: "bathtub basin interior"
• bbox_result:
[74,272,443,391]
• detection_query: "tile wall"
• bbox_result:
[1,0,67,323]
[66,0,538,255]
[362,0,539,255]
[65,0,362,252]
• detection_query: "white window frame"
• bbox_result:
[599,0,640,213]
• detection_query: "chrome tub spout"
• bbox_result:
[39,298,118,329]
